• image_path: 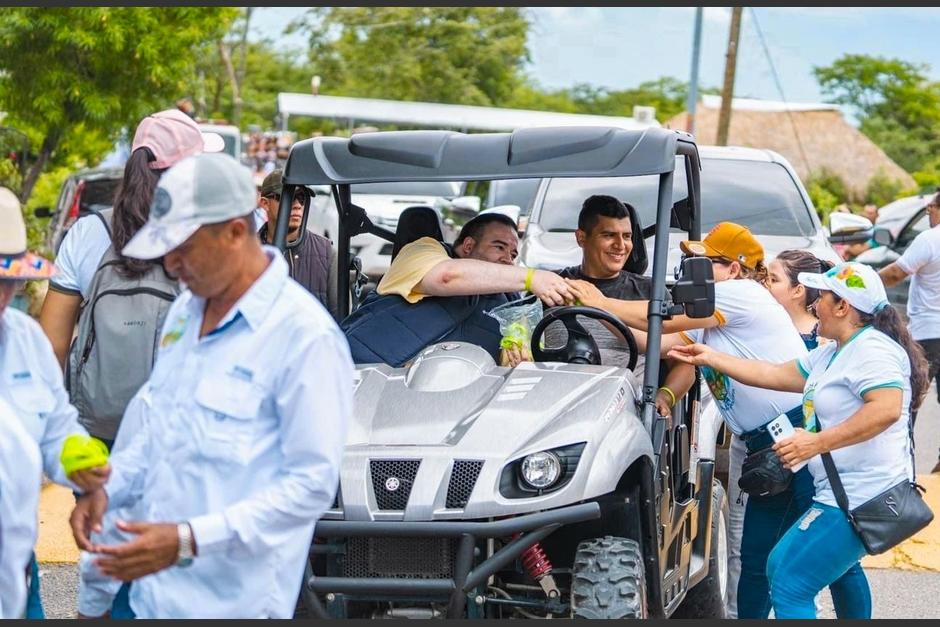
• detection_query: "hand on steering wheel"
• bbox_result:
[530,305,639,369]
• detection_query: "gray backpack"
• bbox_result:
[67,208,180,440]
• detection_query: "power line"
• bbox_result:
[748,7,813,174]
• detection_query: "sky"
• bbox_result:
[252,7,940,123]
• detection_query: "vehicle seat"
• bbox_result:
[623,201,648,275]
[391,206,445,260]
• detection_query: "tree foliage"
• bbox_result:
[0,7,238,201]
[814,54,940,177]
[296,7,531,106]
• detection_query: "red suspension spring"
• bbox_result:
[520,541,553,580]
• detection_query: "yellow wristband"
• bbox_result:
[658,386,677,408]
[60,435,110,477]
[524,268,534,293]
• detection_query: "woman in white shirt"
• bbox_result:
[670,261,929,618]
[567,222,866,618]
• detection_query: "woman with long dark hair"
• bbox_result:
[670,261,929,618]
[768,250,835,349]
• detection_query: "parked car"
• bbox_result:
[306,180,479,281]
[852,194,932,310]
[279,126,727,619]
[517,145,841,274]
[197,122,242,161]
[36,166,123,254]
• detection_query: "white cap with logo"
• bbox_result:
[798,261,889,315]
[122,153,256,260]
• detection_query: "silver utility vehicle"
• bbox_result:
[274,126,728,619]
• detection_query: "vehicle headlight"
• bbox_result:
[520,451,562,489]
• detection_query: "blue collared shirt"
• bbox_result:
[0,307,88,486]
[105,247,353,618]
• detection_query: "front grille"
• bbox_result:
[370,459,421,510]
[446,460,484,509]
[344,537,456,579]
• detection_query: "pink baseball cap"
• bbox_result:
[131,109,225,170]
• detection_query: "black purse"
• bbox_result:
[820,415,934,555]
[739,446,793,497]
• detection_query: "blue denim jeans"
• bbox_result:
[26,552,44,619]
[736,466,870,618]
[767,502,871,619]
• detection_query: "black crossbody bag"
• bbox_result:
[820,412,933,555]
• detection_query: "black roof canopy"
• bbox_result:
[283,126,698,186]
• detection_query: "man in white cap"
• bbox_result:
[70,153,353,619]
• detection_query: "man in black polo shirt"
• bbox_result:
[258,170,338,318]
[547,195,693,416]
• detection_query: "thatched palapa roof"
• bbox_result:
[667,95,915,198]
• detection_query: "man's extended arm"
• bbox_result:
[418,258,573,306]
[879,262,909,288]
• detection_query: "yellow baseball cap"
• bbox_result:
[680,222,764,270]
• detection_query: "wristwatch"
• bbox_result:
[176,522,195,568]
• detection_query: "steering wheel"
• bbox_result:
[530,305,639,369]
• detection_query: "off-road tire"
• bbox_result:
[672,480,730,618]
[571,536,648,619]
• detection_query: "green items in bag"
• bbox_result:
[487,294,544,351]
[60,434,109,477]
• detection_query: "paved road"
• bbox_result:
[36,562,940,619]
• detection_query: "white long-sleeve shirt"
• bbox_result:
[0,397,42,619]
[0,307,88,487]
[103,248,353,618]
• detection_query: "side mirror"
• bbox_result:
[828,213,874,244]
[671,256,715,319]
[872,226,893,247]
[450,195,481,214]
[34,206,52,218]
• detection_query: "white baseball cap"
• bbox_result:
[122,153,256,260]
[798,261,889,315]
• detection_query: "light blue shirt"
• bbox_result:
[104,247,354,618]
[0,307,88,486]
[0,396,42,619]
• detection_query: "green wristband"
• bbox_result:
[524,268,534,293]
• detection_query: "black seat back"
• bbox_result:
[623,202,648,275]
[391,206,445,260]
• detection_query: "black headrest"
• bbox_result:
[623,202,648,275]
[392,206,445,260]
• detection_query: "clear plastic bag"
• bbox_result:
[486,294,543,351]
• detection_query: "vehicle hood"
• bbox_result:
[331,342,652,521]
[520,228,841,276]
[348,345,625,452]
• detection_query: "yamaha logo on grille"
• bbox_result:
[385,477,401,492]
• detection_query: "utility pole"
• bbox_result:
[716,7,743,146]
[686,7,704,135]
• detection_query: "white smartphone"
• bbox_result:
[766,414,807,472]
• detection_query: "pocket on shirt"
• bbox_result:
[194,374,264,465]
[7,377,56,439]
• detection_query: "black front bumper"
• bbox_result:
[307,501,602,618]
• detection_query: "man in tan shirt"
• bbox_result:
[342,212,573,366]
